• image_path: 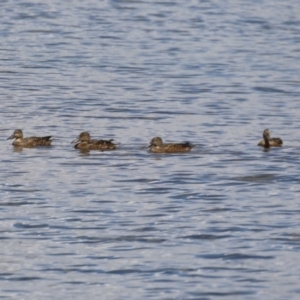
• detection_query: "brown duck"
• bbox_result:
[147,137,194,153]
[7,129,53,147]
[257,129,283,148]
[72,132,118,151]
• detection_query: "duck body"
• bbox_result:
[72,132,117,151]
[7,129,53,147]
[148,137,194,153]
[257,129,283,148]
[257,138,283,147]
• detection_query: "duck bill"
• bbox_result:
[7,134,15,140]
[141,143,152,149]
[71,137,80,144]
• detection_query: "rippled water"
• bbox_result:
[1,0,300,299]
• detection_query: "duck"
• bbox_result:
[7,129,53,147]
[147,136,194,153]
[72,132,118,151]
[257,129,283,148]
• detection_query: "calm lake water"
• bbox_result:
[1,0,300,299]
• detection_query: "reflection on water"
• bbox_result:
[0,0,300,299]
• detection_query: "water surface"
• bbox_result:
[1,0,300,299]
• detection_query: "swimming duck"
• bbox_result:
[257,129,283,148]
[7,129,53,147]
[147,136,194,153]
[72,132,118,151]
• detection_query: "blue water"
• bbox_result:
[1,0,300,299]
